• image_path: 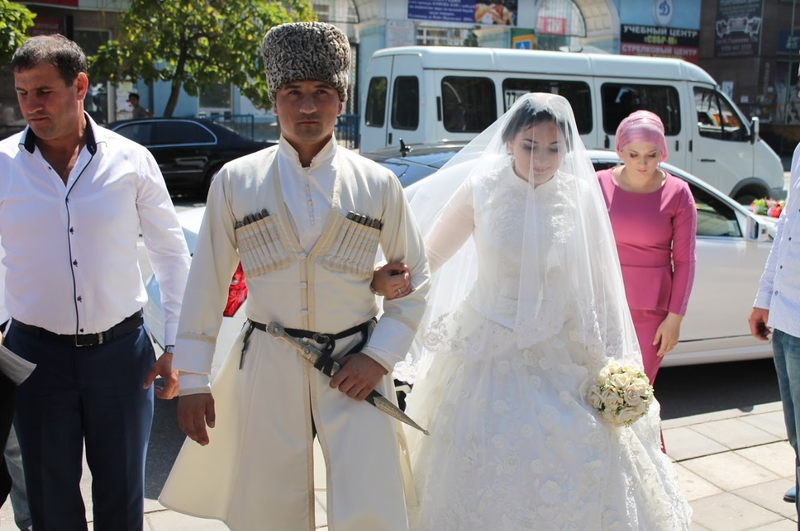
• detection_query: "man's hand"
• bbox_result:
[143,352,179,399]
[178,393,216,446]
[748,307,771,341]
[330,353,388,401]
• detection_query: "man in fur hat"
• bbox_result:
[159,22,430,531]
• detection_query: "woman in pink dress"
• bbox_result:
[596,110,697,382]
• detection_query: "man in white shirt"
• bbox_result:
[749,143,800,513]
[0,35,190,530]
[160,22,430,530]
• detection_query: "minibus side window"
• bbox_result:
[441,76,497,133]
[601,83,681,135]
[391,76,420,130]
[694,87,748,142]
[501,79,592,134]
[365,77,388,127]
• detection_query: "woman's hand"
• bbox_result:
[371,262,412,300]
[653,313,683,357]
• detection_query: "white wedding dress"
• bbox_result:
[403,166,692,530]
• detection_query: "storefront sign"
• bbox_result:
[715,0,763,57]
[30,17,66,37]
[653,0,674,26]
[620,24,699,64]
[408,1,521,27]
[537,16,566,35]
[777,30,800,54]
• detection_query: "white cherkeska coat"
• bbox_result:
[161,143,430,531]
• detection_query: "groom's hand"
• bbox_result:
[178,393,216,446]
[331,353,388,401]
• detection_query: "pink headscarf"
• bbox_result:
[615,110,668,162]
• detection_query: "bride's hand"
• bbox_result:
[654,313,683,356]
[371,262,411,299]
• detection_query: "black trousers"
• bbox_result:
[0,369,15,503]
[0,318,14,503]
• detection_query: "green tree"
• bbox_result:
[90,0,315,117]
[0,0,36,65]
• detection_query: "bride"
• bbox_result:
[382,93,691,530]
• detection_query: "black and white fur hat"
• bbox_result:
[262,22,350,103]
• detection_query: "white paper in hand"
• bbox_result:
[0,344,36,385]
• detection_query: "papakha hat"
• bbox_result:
[262,22,350,103]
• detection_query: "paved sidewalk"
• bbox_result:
[1,402,796,530]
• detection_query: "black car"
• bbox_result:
[109,118,274,196]
[361,142,467,189]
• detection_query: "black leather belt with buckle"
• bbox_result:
[10,310,144,347]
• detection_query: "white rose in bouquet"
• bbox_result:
[587,361,654,427]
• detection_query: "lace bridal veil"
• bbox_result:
[394,92,643,383]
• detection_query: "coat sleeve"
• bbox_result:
[361,173,431,371]
[172,165,241,389]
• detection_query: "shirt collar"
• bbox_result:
[278,134,338,168]
[21,111,101,155]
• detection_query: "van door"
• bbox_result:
[689,86,754,197]
[594,80,688,170]
[361,56,393,152]
[384,55,425,149]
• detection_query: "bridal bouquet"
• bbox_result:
[587,361,654,427]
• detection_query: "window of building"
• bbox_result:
[441,76,497,132]
[199,83,232,114]
[601,83,681,135]
[365,77,388,127]
[416,25,474,47]
[391,76,419,130]
[502,79,592,134]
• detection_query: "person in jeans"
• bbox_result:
[749,142,800,510]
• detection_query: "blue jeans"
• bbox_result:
[4,426,31,529]
[772,328,800,519]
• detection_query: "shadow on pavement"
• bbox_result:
[145,386,186,500]
[656,358,780,420]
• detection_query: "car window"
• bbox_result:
[365,77,388,127]
[153,122,215,146]
[694,87,748,142]
[687,182,742,237]
[601,83,681,135]
[391,76,419,130]
[502,79,592,134]
[114,123,154,145]
[441,76,497,133]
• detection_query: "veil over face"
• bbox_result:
[394,92,642,383]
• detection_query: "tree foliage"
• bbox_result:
[0,0,36,65]
[89,0,315,117]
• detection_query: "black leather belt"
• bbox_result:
[10,310,144,348]
[242,318,375,374]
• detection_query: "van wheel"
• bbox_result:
[734,193,756,206]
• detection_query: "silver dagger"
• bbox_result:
[266,321,429,436]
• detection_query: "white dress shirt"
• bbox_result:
[755,143,800,338]
[0,114,190,344]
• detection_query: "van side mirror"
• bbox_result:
[750,116,759,144]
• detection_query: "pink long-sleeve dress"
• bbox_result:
[597,168,697,382]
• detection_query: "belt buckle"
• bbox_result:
[74,334,101,347]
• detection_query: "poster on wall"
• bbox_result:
[714,0,763,57]
[407,0,520,27]
[620,24,700,64]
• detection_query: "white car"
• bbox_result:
[144,149,778,376]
